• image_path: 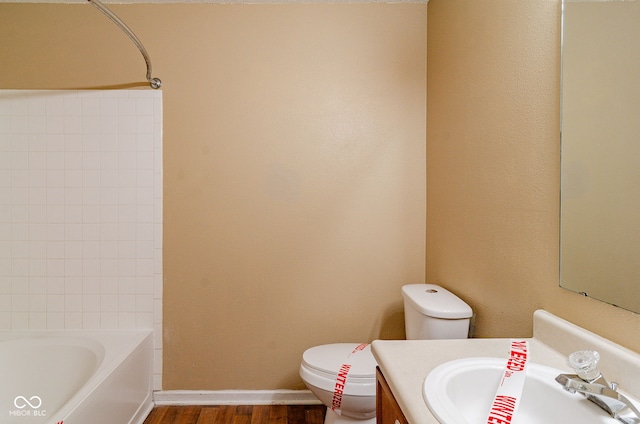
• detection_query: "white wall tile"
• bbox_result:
[136,276,153,295]
[65,277,83,294]
[65,294,82,312]
[11,276,27,293]
[46,312,64,329]
[29,312,46,329]
[83,294,100,311]
[101,312,118,328]
[0,292,10,309]
[47,276,64,294]
[30,294,46,312]
[46,241,64,258]
[65,312,83,329]
[9,228,25,246]
[118,312,136,329]
[0,89,163,390]
[101,294,118,311]
[47,294,65,312]
[29,276,46,294]
[65,134,84,152]
[12,312,28,329]
[82,312,100,329]
[28,116,47,134]
[65,241,83,259]
[83,276,100,295]
[12,294,28,311]
[136,312,153,328]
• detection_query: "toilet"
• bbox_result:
[299,284,472,424]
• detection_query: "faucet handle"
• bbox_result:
[567,350,601,381]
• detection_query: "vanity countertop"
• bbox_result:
[371,338,568,424]
[371,310,640,424]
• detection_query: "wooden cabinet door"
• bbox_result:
[376,367,409,424]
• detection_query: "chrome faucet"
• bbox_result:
[555,350,640,424]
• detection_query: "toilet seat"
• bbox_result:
[300,343,377,396]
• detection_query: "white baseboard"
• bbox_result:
[153,390,322,406]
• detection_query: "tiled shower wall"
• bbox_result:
[0,90,163,389]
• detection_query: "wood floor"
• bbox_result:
[143,405,326,424]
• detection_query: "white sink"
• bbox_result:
[423,357,622,424]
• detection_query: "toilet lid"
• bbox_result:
[301,343,377,379]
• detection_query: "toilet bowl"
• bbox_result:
[299,284,472,424]
[299,343,377,424]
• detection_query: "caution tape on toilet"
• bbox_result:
[485,340,529,424]
[331,343,369,415]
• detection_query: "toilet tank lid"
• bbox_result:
[402,284,472,319]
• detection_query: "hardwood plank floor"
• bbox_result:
[143,405,326,424]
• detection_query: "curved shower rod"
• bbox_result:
[88,0,162,89]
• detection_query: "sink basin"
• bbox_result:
[423,357,621,424]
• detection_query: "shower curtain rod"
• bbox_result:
[88,0,162,89]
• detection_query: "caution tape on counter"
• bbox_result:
[485,339,529,424]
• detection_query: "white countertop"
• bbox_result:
[371,338,569,424]
[371,310,640,424]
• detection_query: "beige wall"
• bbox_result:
[0,3,427,389]
[426,0,640,350]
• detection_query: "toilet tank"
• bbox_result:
[402,284,472,340]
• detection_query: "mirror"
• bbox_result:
[560,0,640,313]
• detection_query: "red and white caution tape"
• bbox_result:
[486,340,529,424]
[331,343,369,415]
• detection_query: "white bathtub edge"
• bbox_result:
[153,389,322,406]
[131,391,155,424]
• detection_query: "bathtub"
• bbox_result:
[0,330,153,424]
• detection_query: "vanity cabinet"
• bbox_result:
[376,366,409,424]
